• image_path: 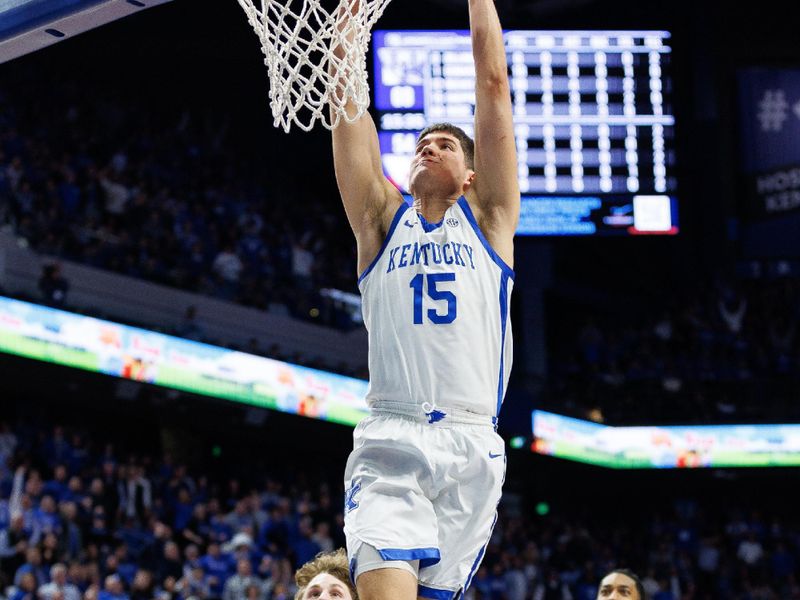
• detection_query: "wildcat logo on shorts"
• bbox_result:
[425,409,447,424]
[446,217,459,227]
[344,478,361,513]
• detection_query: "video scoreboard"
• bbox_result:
[373,30,679,236]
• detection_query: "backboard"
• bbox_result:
[0,0,173,64]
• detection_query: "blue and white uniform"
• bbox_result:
[344,196,513,599]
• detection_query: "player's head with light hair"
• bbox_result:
[294,549,357,600]
[597,568,646,600]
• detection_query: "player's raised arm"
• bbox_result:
[467,0,519,257]
[330,2,403,271]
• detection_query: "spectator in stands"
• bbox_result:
[223,558,265,600]
[113,544,137,588]
[86,505,112,550]
[94,464,120,526]
[171,488,195,536]
[290,239,314,292]
[596,569,645,600]
[212,243,244,299]
[38,263,69,308]
[129,569,155,600]
[98,170,130,216]
[0,423,17,478]
[32,496,59,536]
[43,466,69,503]
[156,541,184,586]
[532,567,572,600]
[225,505,255,544]
[98,575,128,600]
[292,549,356,600]
[57,502,82,561]
[176,564,211,600]
[181,503,209,548]
[737,531,764,566]
[8,570,36,600]
[120,466,152,524]
[244,581,268,600]
[13,547,46,589]
[39,532,60,573]
[0,514,29,578]
[38,563,80,600]
[226,533,263,579]
[199,541,232,596]
[717,283,747,335]
[289,518,319,571]
[310,523,333,555]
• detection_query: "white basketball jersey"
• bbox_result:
[358,197,514,419]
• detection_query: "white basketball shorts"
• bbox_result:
[343,406,506,599]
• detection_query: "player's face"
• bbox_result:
[301,573,353,600]
[409,132,473,197]
[597,573,639,600]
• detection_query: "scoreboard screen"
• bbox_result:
[373,30,679,236]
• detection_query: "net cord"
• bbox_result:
[236,0,392,132]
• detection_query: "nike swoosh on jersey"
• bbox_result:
[489,452,503,459]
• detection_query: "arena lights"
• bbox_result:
[509,436,526,449]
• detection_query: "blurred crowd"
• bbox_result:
[0,82,360,332]
[0,421,343,600]
[2,420,800,600]
[543,277,800,424]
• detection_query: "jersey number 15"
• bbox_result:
[409,273,457,325]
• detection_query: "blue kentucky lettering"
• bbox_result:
[451,242,465,267]
[430,244,443,264]
[386,247,401,273]
[386,243,475,273]
[410,242,425,266]
[463,245,475,269]
[442,243,454,265]
[398,244,411,268]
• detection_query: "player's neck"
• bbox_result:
[411,193,459,223]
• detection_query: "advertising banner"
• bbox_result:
[533,410,800,469]
[0,296,369,426]
[738,68,800,255]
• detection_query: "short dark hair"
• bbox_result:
[417,123,475,170]
[598,569,646,600]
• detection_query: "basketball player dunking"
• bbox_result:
[331,0,519,598]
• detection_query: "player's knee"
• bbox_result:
[356,567,418,600]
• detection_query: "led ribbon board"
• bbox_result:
[533,410,800,469]
[0,296,369,426]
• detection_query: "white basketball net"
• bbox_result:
[236,0,391,132]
